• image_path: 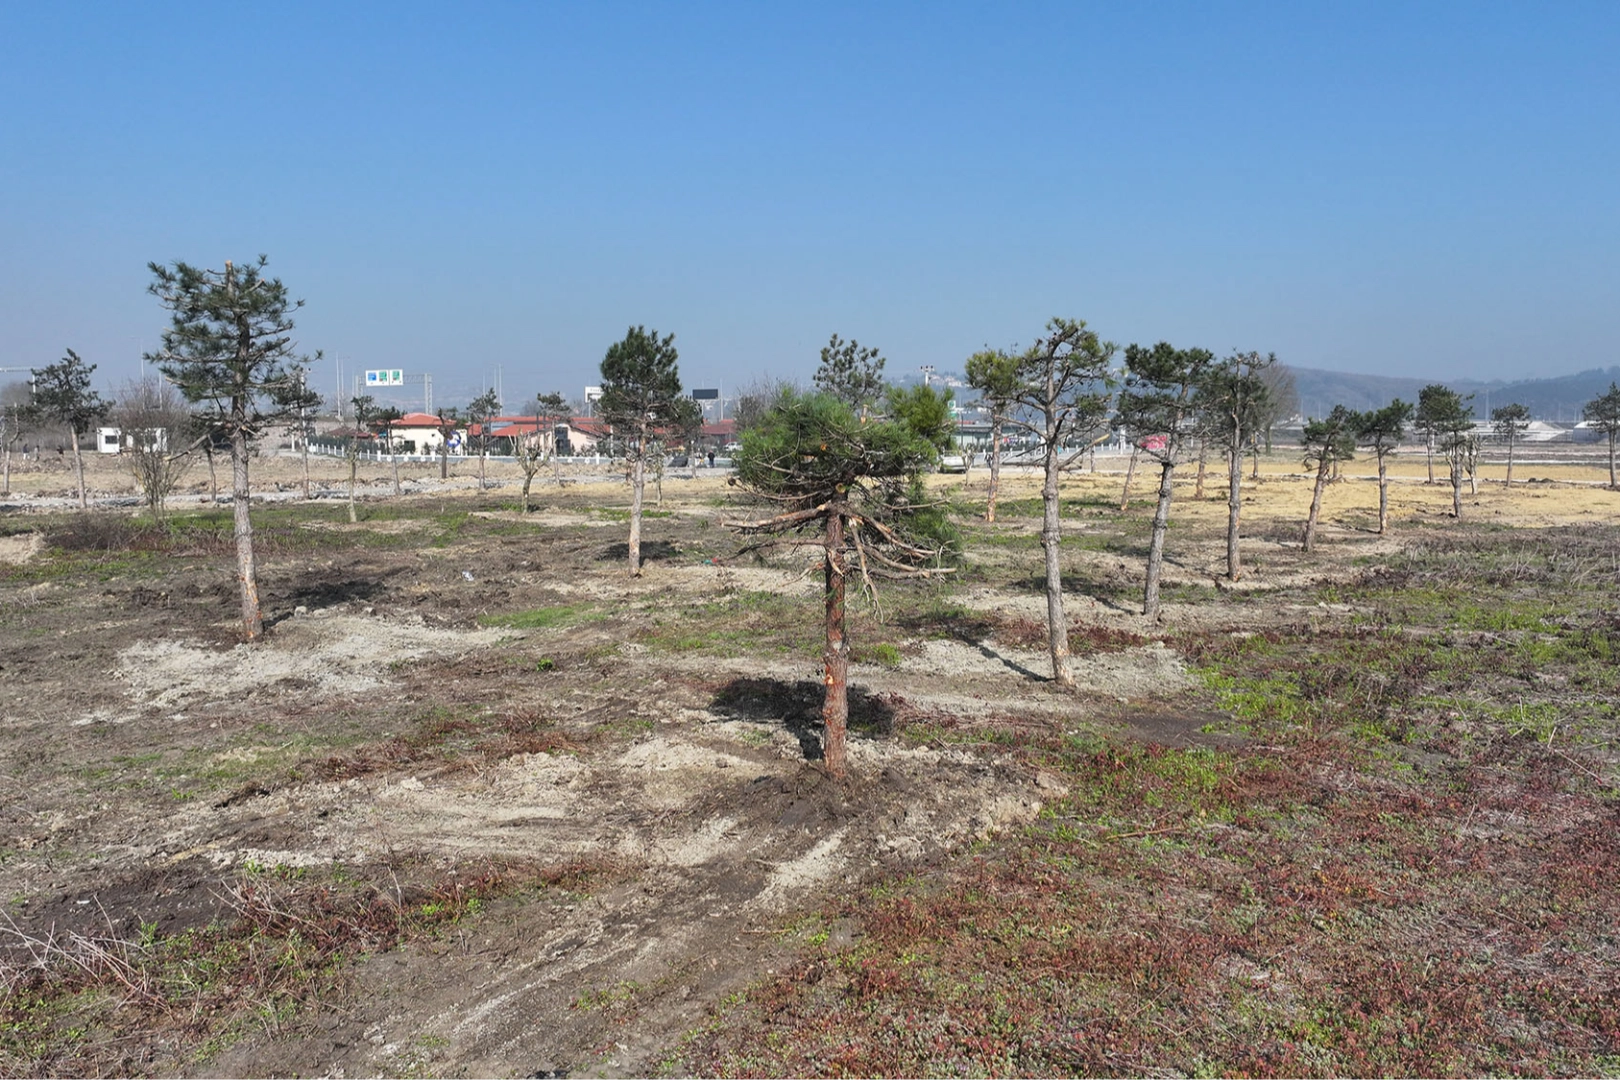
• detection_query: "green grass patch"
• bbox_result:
[478,603,598,630]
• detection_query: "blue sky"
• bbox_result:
[2,1,1616,407]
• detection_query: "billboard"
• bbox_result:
[366,369,404,387]
[690,388,720,400]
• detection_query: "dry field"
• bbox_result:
[1,449,1617,1077]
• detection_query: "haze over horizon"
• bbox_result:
[3,2,1616,407]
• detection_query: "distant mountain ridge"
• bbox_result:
[1291,364,1620,423]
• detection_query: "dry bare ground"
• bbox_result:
[1,449,1617,1076]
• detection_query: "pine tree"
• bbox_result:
[1299,406,1357,552]
[1354,399,1413,534]
[145,257,320,640]
[28,349,109,510]
[1118,342,1214,617]
[598,326,685,576]
[729,390,948,777]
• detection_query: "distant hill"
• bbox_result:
[1284,365,1620,424]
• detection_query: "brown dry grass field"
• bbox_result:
[2,448,1617,1077]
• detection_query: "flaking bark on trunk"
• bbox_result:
[1042,445,1074,687]
[1226,438,1244,581]
[1377,456,1390,534]
[628,448,645,576]
[69,427,88,510]
[821,509,849,777]
[231,425,263,640]
[1142,460,1175,618]
[1302,457,1330,552]
[1119,446,1139,510]
[985,417,1002,523]
[348,442,359,523]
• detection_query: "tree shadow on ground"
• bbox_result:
[709,677,898,762]
[597,539,680,563]
[1012,571,1136,613]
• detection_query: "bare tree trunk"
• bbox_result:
[1425,436,1435,484]
[1194,438,1208,499]
[1451,457,1464,519]
[478,447,486,490]
[1505,437,1515,485]
[206,447,218,503]
[348,444,359,524]
[392,447,401,497]
[69,427,87,510]
[628,449,645,577]
[301,435,311,500]
[230,427,263,641]
[1609,434,1618,489]
[521,470,535,513]
[440,442,449,480]
[1041,447,1074,687]
[821,509,849,778]
[1143,461,1175,618]
[1250,434,1261,480]
[1377,454,1390,535]
[2,445,10,497]
[1226,435,1244,580]
[984,417,1002,523]
[1119,447,1139,511]
[1303,459,1330,552]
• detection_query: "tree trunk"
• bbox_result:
[985,417,1002,523]
[1250,435,1261,481]
[301,435,311,500]
[1505,437,1515,485]
[628,448,645,576]
[1041,445,1074,687]
[1609,434,1618,489]
[1451,458,1464,519]
[1226,433,1244,581]
[478,448,486,490]
[821,509,849,778]
[230,425,263,641]
[1119,447,1138,511]
[1425,436,1435,484]
[2,445,10,497]
[1377,454,1390,535]
[206,447,218,503]
[69,427,88,510]
[1303,459,1329,552]
[348,445,359,524]
[1143,461,1175,618]
[440,442,449,480]
[392,445,401,497]
[1194,438,1208,499]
